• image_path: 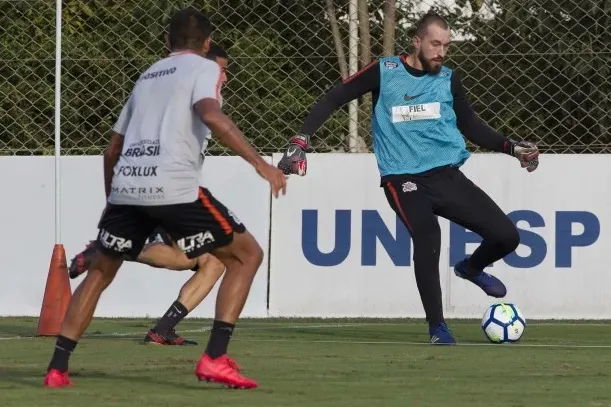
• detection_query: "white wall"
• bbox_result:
[270,154,610,319]
[2,154,610,319]
[0,156,270,318]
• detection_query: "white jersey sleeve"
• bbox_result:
[191,63,222,106]
[112,93,134,135]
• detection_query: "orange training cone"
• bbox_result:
[36,244,72,336]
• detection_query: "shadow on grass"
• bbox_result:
[0,367,224,391]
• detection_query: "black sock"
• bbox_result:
[205,320,235,358]
[48,335,77,373]
[153,301,188,334]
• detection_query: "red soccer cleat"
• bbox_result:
[68,241,97,279]
[195,354,256,389]
[144,328,198,346]
[226,357,241,372]
[44,369,73,388]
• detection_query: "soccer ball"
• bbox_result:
[481,303,526,344]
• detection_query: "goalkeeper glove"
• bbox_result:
[278,133,309,176]
[505,140,540,172]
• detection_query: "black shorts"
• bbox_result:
[144,226,174,247]
[96,187,246,260]
[117,226,173,262]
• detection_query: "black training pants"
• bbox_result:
[382,166,519,326]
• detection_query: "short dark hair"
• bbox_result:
[167,7,214,50]
[205,44,228,61]
[414,11,449,37]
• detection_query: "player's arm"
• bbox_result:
[451,72,539,171]
[278,61,381,176]
[299,60,380,136]
[104,93,133,198]
[195,100,264,169]
[103,131,124,198]
[193,64,286,197]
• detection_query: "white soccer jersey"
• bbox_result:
[108,52,222,206]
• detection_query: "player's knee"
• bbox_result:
[234,233,264,269]
[89,253,122,288]
[214,232,263,273]
[243,240,264,269]
[172,255,197,271]
[194,253,225,274]
[210,255,226,273]
[495,223,520,255]
[164,248,196,271]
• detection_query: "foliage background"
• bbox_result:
[0,0,608,155]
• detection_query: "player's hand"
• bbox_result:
[257,162,287,198]
[511,141,539,172]
[277,133,309,176]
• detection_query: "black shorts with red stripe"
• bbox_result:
[96,187,245,260]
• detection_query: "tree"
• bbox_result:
[0,0,607,155]
[358,0,372,66]
[453,0,611,152]
[326,0,348,80]
[382,0,396,56]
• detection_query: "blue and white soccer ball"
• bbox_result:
[481,303,526,344]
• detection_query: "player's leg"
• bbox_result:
[160,187,260,388]
[383,179,455,345]
[136,228,198,270]
[207,230,262,333]
[68,228,219,346]
[195,230,261,383]
[436,168,519,297]
[45,204,153,388]
[136,243,197,270]
[177,254,225,310]
[140,228,218,345]
[68,228,196,279]
[145,252,225,346]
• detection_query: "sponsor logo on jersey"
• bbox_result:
[124,145,160,157]
[116,165,158,177]
[402,181,417,192]
[384,61,399,69]
[391,102,441,123]
[404,93,424,101]
[124,140,160,157]
[140,67,177,81]
[111,186,165,201]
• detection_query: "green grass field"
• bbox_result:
[1,317,611,407]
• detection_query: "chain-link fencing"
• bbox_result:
[1,0,609,156]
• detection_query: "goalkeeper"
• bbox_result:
[278,12,539,345]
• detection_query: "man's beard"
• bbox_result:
[417,51,442,75]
